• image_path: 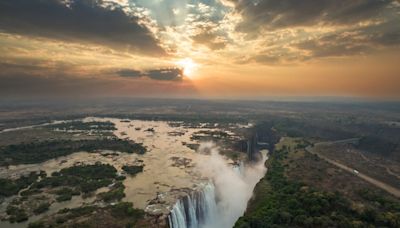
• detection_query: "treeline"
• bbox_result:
[0,171,45,197]
[234,148,400,227]
[48,121,116,131]
[31,163,118,194]
[0,139,146,166]
[258,115,400,160]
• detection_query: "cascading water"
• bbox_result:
[168,143,268,228]
[168,183,218,228]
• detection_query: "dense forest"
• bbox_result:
[235,147,400,227]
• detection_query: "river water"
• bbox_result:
[0,117,264,228]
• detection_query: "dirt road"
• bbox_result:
[306,144,400,198]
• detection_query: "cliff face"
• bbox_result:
[246,122,281,161]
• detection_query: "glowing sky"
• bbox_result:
[0,0,399,99]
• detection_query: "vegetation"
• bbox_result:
[31,163,117,194]
[28,202,145,227]
[122,165,144,176]
[33,202,50,215]
[6,205,29,223]
[357,136,399,159]
[48,121,117,131]
[0,139,146,166]
[98,182,125,202]
[109,202,144,219]
[0,171,41,197]
[54,187,80,202]
[235,145,400,227]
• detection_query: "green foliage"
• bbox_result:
[0,171,40,197]
[32,163,117,194]
[54,187,80,196]
[6,205,28,223]
[33,202,50,215]
[122,165,143,176]
[56,194,72,202]
[54,187,80,202]
[48,121,116,131]
[20,188,42,196]
[56,205,97,222]
[0,139,146,166]
[28,221,46,228]
[109,202,144,219]
[98,182,125,202]
[234,146,400,228]
[29,203,145,227]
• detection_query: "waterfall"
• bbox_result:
[168,143,268,228]
[168,183,217,228]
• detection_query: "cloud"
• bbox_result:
[229,0,395,34]
[191,28,227,50]
[0,0,166,56]
[295,21,400,58]
[0,67,193,99]
[116,69,143,78]
[117,67,183,81]
[296,33,372,58]
[146,68,183,81]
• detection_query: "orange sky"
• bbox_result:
[0,0,399,100]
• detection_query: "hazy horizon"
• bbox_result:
[0,0,399,100]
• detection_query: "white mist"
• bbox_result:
[196,142,268,228]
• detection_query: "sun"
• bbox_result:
[176,58,198,77]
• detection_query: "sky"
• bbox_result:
[0,0,399,100]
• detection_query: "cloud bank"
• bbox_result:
[0,0,165,55]
[117,67,184,81]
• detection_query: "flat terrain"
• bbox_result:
[235,137,400,227]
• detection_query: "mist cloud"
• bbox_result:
[196,142,267,228]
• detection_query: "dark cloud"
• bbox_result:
[295,21,400,58]
[146,68,183,81]
[117,69,143,78]
[372,31,400,46]
[0,0,165,55]
[296,34,372,58]
[117,67,183,81]
[191,30,227,50]
[246,19,400,63]
[229,0,395,34]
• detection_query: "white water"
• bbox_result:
[169,142,268,228]
[168,183,218,228]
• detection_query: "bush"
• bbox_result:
[0,172,40,197]
[56,194,72,202]
[122,165,143,176]
[7,205,28,223]
[98,182,125,202]
[33,202,50,215]
[110,202,144,219]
